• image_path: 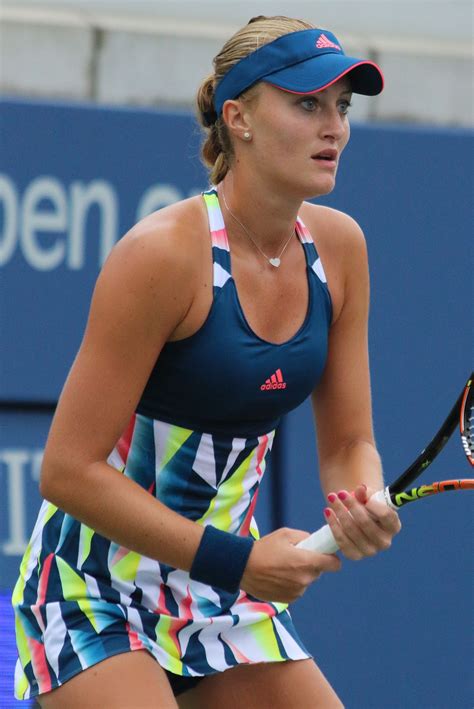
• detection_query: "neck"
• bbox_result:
[219,170,302,254]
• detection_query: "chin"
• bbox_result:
[305,177,337,200]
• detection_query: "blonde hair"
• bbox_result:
[196,16,315,185]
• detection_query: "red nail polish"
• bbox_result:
[324,508,331,518]
[327,493,337,503]
[338,491,348,501]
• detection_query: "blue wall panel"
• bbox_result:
[1,99,473,707]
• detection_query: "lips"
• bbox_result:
[312,149,338,161]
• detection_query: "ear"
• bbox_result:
[221,99,252,142]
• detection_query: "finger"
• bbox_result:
[336,491,394,551]
[327,493,381,556]
[324,508,367,561]
[295,546,342,573]
[279,527,312,546]
[353,484,369,504]
[365,498,402,536]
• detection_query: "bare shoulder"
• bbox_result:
[88,195,209,342]
[299,202,367,258]
[112,195,207,275]
[299,203,369,322]
[102,196,206,297]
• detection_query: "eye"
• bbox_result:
[299,97,318,112]
[338,100,352,115]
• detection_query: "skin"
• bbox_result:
[37,77,400,707]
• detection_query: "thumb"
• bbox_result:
[354,484,369,504]
[281,528,311,546]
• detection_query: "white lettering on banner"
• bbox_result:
[68,181,118,270]
[0,174,18,266]
[0,449,43,555]
[0,173,201,271]
[22,177,67,270]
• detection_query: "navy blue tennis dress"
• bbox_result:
[13,188,332,700]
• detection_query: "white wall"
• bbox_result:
[1,1,473,126]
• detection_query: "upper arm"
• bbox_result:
[41,215,196,487]
[310,209,375,462]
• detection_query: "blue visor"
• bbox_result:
[214,28,384,116]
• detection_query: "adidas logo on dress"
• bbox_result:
[260,369,287,391]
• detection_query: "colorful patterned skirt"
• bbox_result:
[12,414,310,700]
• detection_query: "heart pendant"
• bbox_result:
[269,258,281,267]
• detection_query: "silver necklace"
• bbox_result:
[221,188,295,268]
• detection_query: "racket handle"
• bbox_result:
[295,487,391,553]
[296,523,339,553]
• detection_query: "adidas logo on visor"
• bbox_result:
[260,369,287,391]
[315,34,341,51]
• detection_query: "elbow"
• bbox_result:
[39,452,70,507]
[39,457,59,503]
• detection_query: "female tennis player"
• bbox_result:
[13,15,401,708]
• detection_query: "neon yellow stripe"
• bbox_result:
[154,615,184,674]
[161,425,193,469]
[12,502,58,605]
[198,448,253,530]
[79,526,94,567]
[56,556,101,632]
[112,550,141,582]
[249,521,260,539]
[15,613,31,669]
[14,658,29,700]
[251,618,284,660]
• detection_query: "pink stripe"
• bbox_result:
[155,583,169,615]
[110,545,130,567]
[295,219,313,244]
[240,433,268,535]
[37,553,54,606]
[211,228,230,250]
[255,434,268,477]
[126,622,145,651]
[222,636,251,663]
[117,414,136,466]
[240,488,259,537]
[237,595,277,618]
[276,369,283,383]
[179,585,193,621]
[167,585,193,656]
[28,637,52,694]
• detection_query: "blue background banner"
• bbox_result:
[1,98,472,707]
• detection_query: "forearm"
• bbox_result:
[40,460,203,572]
[318,439,384,497]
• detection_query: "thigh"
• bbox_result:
[38,650,178,709]
[182,659,343,709]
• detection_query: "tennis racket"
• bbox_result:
[297,372,474,553]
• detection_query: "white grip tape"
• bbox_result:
[296,487,391,553]
[296,524,339,553]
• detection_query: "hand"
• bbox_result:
[324,484,401,561]
[241,527,341,603]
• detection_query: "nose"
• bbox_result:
[319,105,347,141]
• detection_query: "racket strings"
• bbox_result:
[460,379,473,464]
[461,404,474,462]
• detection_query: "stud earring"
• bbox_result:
[243,131,251,141]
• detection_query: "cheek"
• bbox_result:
[257,122,296,158]
[340,120,351,150]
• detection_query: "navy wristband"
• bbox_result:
[189,525,254,593]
